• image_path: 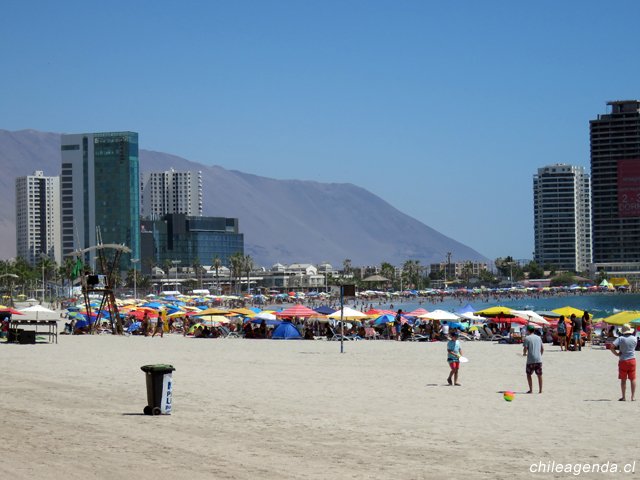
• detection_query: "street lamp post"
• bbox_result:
[172,260,181,293]
[131,258,140,299]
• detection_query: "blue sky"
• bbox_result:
[2,1,639,262]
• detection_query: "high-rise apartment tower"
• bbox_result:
[533,164,592,272]
[590,100,640,263]
[140,168,203,219]
[15,170,61,266]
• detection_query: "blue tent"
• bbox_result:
[456,303,476,315]
[272,322,302,339]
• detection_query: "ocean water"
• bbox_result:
[350,293,640,319]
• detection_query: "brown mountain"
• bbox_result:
[0,129,488,266]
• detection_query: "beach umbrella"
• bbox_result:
[314,305,336,315]
[194,314,230,324]
[552,306,585,318]
[0,308,24,315]
[419,310,459,321]
[254,311,277,321]
[197,307,230,316]
[474,306,513,316]
[602,311,640,326]
[228,308,256,317]
[372,314,395,325]
[537,311,562,319]
[405,308,429,317]
[510,310,550,326]
[491,315,528,325]
[19,304,56,320]
[459,312,486,322]
[249,317,282,326]
[276,304,319,318]
[328,307,368,321]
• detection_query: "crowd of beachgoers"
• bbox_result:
[16,284,628,348]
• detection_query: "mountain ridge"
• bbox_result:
[0,129,488,267]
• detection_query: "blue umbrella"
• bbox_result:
[315,305,336,315]
[373,314,395,325]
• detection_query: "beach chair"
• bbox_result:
[479,326,494,340]
[364,327,380,340]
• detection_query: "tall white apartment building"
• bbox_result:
[15,170,61,266]
[533,164,592,272]
[140,168,203,219]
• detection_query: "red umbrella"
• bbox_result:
[490,315,528,325]
[0,308,24,315]
[406,308,429,317]
[130,309,159,320]
[276,304,319,318]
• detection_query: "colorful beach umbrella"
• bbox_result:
[602,311,640,326]
[474,306,513,316]
[276,304,319,318]
[552,306,585,318]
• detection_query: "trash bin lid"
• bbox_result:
[141,364,175,373]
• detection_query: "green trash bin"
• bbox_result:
[141,364,175,415]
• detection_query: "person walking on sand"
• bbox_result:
[446,331,462,386]
[523,325,543,393]
[610,324,637,401]
[153,309,165,338]
[570,313,582,351]
[557,315,567,351]
[394,309,403,341]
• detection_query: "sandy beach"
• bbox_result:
[1,319,638,480]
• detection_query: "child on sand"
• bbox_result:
[447,331,462,386]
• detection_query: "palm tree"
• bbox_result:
[402,260,421,290]
[163,259,172,292]
[229,253,245,295]
[192,257,202,289]
[343,258,352,276]
[243,255,254,295]
[211,255,222,295]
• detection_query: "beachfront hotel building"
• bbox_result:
[533,164,592,272]
[590,101,640,264]
[140,213,243,281]
[15,170,61,266]
[140,169,203,219]
[60,132,140,271]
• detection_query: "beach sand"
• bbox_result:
[1,322,637,479]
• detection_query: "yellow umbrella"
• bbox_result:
[552,306,585,318]
[197,307,229,316]
[193,314,230,324]
[228,308,256,317]
[602,311,640,326]
[474,306,513,316]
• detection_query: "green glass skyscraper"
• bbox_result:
[61,132,140,271]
